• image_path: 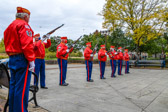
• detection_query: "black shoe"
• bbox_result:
[111,76,116,78]
[127,72,130,74]
[41,86,48,89]
[60,83,69,86]
[87,79,94,82]
[100,77,106,79]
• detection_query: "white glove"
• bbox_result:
[115,52,118,55]
[72,44,75,47]
[105,53,107,55]
[90,54,93,57]
[66,49,69,53]
[29,61,35,72]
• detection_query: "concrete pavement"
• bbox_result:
[33,64,168,112]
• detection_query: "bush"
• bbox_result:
[69,51,83,57]
[45,52,56,59]
[0,55,8,59]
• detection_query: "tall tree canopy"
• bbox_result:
[100,0,168,52]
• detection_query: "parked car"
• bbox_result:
[0,58,9,69]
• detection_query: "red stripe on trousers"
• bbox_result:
[87,61,89,81]
[21,64,29,112]
[61,59,62,85]
[125,61,127,73]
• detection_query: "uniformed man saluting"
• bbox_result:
[56,37,73,86]
[4,7,35,112]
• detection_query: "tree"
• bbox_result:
[100,0,168,53]
[0,38,5,53]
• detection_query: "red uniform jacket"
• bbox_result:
[4,19,35,61]
[117,52,123,60]
[98,49,107,62]
[34,39,51,59]
[124,52,129,61]
[56,43,73,60]
[84,47,93,61]
[108,50,118,60]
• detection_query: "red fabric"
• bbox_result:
[111,46,115,48]
[61,37,67,39]
[124,52,129,61]
[100,45,105,47]
[98,49,107,61]
[86,42,91,45]
[34,39,51,59]
[117,52,123,60]
[17,7,30,15]
[33,33,40,38]
[108,50,118,60]
[4,19,35,61]
[56,43,73,60]
[84,47,93,60]
[118,47,122,49]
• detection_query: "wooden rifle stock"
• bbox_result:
[42,24,64,41]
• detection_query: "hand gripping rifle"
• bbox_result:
[89,43,98,61]
[62,36,83,57]
[101,49,111,58]
[42,24,64,41]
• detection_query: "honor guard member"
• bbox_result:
[84,42,95,82]
[160,52,166,68]
[124,49,130,74]
[4,7,35,112]
[117,47,123,75]
[56,37,73,86]
[33,34,51,89]
[108,46,118,77]
[98,45,107,79]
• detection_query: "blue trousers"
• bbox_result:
[99,61,106,78]
[85,60,93,81]
[9,54,31,112]
[125,61,129,73]
[161,60,166,68]
[34,59,46,87]
[58,59,67,85]
[110,60,116,77]
[118,60,123,75]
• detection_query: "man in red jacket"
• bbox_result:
[108,46,118,77]
[33,33,51,89]
[117,47,123,75]
[124,49,130,74]
[84,42,95,82]
[98,45,107,79]
[4,7,35,112]
[56,37,73,86]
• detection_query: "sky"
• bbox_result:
[0,0,106,40]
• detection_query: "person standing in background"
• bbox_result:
[33,33,51,89]
[98,45,107,79]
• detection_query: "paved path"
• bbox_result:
[33,64,168,112]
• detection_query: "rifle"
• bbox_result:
[62,36,83,57]
[89,43,98,61]
[42,24,64,41]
